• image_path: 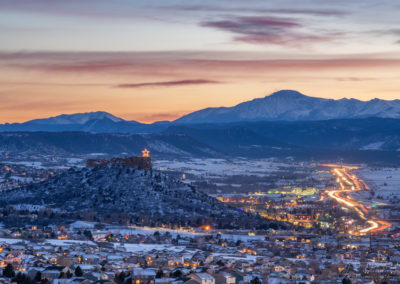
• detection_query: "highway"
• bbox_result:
[321,164,391,235]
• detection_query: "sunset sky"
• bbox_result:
[1,0,400,123]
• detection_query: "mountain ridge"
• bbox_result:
[1,90,400,132]
[25,111,125,125]
[175,90,400,123]
[1,118,400,164]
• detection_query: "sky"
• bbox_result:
[1,0,400,123]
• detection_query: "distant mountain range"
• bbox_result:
[1,90,400,163]
[1,90,400,132]
[176,90,400,123]
[0,111,159,133]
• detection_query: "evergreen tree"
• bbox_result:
[83,230,93,240]
[3,263,15,278]
[116,271,126,284]
[34,271,42,283]
[40,278,50,284]
[75,266,83,277]
[156,269,164,278]
[171,270,182,278]
[15,272,23,283]
[342,277,352,284]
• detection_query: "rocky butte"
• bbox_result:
[86,148,152,170]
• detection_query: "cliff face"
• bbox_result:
[86,156,152,170]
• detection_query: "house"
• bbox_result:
[189,273,215,284]
[132,268,156,284]
[27,267,45,281]
[81,254,100,265]
[230,272,249,284]
[214,272,235,284]
[53,278,90,284]
[42,266,72,281]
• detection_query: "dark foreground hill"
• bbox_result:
[0,166,274,230]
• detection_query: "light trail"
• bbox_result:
[359,220,379,234]
[327,190,355,207]
[322,164,391,235]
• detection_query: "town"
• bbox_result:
[0,151,399,284]
[0,217,399,284]
[3,0,400,282]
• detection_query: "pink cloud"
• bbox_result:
[115,79,221,88]
[2,52,400,79]
[200,16,340,45]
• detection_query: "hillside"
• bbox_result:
[176,90,400,123]
[1,117,400,164]
[167,117,400,152]
[0,132,219,158]
[0,166,271,229]
[0,111,166,133]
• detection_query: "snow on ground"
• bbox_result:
[146,141,189,155]
[153,158,297,178]
[96,226,207,238]
[212,252,258,262]
[66,158,83,164]
[356,167,400,200]
[220,234,265,242]
[11,176,34,182]
[360,141,385,150]
[117,243,190,253]
[12,204,45,211]
[93,225,264,245]
[69,221,96,229]
[7,161,44,169]
[43,239,96,246]
[101,226,267,243]
[0,238,27,244]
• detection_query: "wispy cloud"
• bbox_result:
[2,52,400,78]
[333,77,377,82]
[200,16,340,45]
[115,79,221,88]
[169,4,348,17]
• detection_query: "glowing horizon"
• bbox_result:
[1,0,400,123]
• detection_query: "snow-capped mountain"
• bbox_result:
[0,111,151,132]
[175,90,400,123]
[1,90,400,133]
[27,111,125,125]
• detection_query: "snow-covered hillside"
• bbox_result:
[27,111,125,125]
[176,90,400,123]
[0,166,269,229]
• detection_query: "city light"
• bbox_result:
[323,165,391,235]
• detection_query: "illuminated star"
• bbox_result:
[142,148,150,157]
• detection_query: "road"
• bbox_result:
[321,164,391,235]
